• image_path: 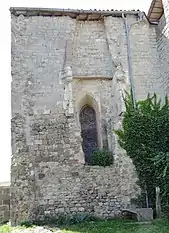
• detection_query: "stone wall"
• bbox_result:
[11,112,140,224]
[72,20,113,78]
[11,113,84,224]
[104,15,162,101]
[73,79,113,151]
[11,10,162,225]
[156,0,169,96]
[34,162,138,220]
[0,182,10,223]
[130,20,162,99]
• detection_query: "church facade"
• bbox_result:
[11,0,169,224]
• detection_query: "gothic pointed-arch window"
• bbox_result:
[79,105,98,164]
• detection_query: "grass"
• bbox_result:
[61,219,169,233]
[0,219,169,233]
[0,224,28,233]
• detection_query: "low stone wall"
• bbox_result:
[31,155,140,221]
[10,113,141,224]
[0,182,10,223]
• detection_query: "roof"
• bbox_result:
[147,0,164,23]
[10,7,141,20]
[0,181,10,187]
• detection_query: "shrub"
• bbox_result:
[20,213,101,226]
[20,221,34,227]
[90,149,114,167]
[115,91,169,211]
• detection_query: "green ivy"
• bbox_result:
[90,149,114,167]
[115,91,169,212]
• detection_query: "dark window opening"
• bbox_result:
[79,105,98,164]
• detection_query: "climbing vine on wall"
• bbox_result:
[115,91,169,211]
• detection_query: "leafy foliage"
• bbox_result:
[115,92,169,211]
[90,149,114,167]
[20,213,101,227]
[3,219,169,233]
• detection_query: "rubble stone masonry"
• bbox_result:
[0,183,10,223]
[11,5,168,224]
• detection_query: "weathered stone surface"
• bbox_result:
[0,183,10,223]
[122,208,153,222]
[156,0,169,97]
[10,2,169,225]
[32,162,138,220]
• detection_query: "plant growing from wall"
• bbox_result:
[90,149,114,167]
[115,91,169,211]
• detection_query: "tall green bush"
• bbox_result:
[90,149,114,167]
[115,92,169,211]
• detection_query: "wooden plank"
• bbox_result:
[152,8,164,13]
[156,187,161,218]
[147,0,163,22]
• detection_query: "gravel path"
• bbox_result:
[10,226,62,233]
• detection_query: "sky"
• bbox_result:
[0,0,152,182]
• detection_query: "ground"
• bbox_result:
[0,219,169,233]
